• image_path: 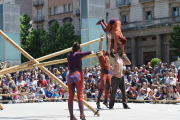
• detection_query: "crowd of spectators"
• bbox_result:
[0,61,180,104]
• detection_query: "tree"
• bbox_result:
[20,13,32,62]
[150,58,161,68]
[22,28,47,62]
[42,22,81,64]
[169,24,180,56]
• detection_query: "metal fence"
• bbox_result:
[116,0,131,7]
[121,16,180,30]
[139,0,155,3]
[33,0,44,6]
[33,16,44,22]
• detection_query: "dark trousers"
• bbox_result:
[109,76,128,108]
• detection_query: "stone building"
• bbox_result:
[106,0,180,67]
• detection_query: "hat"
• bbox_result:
[147,74,151,77]
[36,87,40,89]
[89,74,92,77]
[59,67,63,70]
[130,87,135,91]
[30,88,34,91]
[59,76,62,79]
[54,89,58,92]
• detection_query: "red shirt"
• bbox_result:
[37,80,47,87]
[98,52,110,70]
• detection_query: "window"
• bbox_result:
[38,9,42,20]
[55,6,58,14]
[146,11,152,20]
[106,0,109,4]
[152,37,156,40]
[172,7,179,16]
[141,38,147,41]
[69,4,72,12]
[50,7,54,15]
[64,4,68,13]
[122,15,128,23]
[59,5,64,13]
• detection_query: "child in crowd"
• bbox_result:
[12,87,18,103]
[35,87,43,102]
[45,87,53,101]
[2,87,12,104]
[53,89,61,102]
[29,88,35,102]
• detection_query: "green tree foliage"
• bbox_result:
[150,58,161,68]
[169,24,180,56]
[42,22,81,63]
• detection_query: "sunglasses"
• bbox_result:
[169,87,173,89]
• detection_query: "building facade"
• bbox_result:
[106,0,180,67]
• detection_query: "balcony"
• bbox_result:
[33,0,44,6]
[76,9,80,16]
[121,16,180,31]
[139,0,155,3]
[33,16,44,22]
[116,0,131,7]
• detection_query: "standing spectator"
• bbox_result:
[162,63,168,74]
[140,65,147,75]
[169,64,178,75]
[61,67,69,81]
[37,74,47,88]
[146,62,151,70]
[155,61,163,77]
[59,67,63,76]
[87,74,95,84]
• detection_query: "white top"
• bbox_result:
[29,93,35,99]
[29,81,37,87]
[165,77,176,84]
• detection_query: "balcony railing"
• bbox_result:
[33,16,44,22]
[139,0,155,3]
[121,16,180,30]
[116,0,131,7]
[33,0,44,6]
[76,9,80,16]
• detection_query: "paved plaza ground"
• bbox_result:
[0,102,179,120]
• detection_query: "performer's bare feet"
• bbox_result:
[96,20,102,25]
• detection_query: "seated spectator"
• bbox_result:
[85,84,91,98]
[127,75,133,84]
[2,87,12,104]
[29,88,35,102]
[165,72,176,84]
[12,87,18,102]
[61,67,69,81]
[63,76,67,85]
[29,75,37,87]
[169,77,176,85]
[161,85,168,100]
[63,90,69,101]
[86,74,95,84]
[23,74,30,85]
[176,82,180,93]
[37,74,47,88]
[162,63,168,74]
[29,70,38,80]
[16,75,26,87]
[131,78,137,87]
[0,88,3,101]
[153,74,163,85]
[167,85,180,100]
[90,84,96,98]
[53,89,61,102]
[148,89,154,100]
[35,87,43,102]
[147,74,153,85]
[127,87,137,99]
[138,73,148,84]
[153,86,162,100]
[140,65,147,75]
[45,87,53,99]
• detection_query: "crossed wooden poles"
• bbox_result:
[0,30,105,115]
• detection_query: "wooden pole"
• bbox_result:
[0,92,29,96]
[0,104,3,110]
[1,52,103,74]
[0,30,100,116]
[0,35,105,75]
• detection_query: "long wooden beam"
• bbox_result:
[0,92,29,96]
[1,52,103,75]
[0,36,105,75]
[0,30,100,116]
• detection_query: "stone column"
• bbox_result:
[131,37,136,66]
[156,35,162,60]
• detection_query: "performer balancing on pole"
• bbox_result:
[67,42,94,120]
[96,18,127,54]
[109,49,131,109]
[96,32,111,109]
